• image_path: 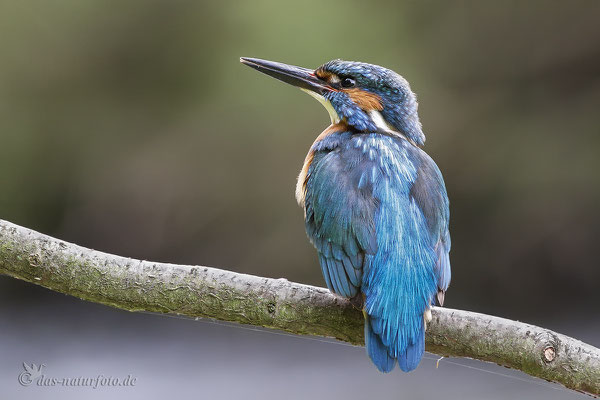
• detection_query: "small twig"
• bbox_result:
[436,356,445,368]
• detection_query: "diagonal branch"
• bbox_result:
[0,219,598,396]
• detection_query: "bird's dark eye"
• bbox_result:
[341,77,355,88]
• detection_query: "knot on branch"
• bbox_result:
[534,330,560,365]
[543,346,556,363]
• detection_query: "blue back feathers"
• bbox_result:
[303,128,450,372]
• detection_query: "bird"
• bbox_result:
[240,57,451,373]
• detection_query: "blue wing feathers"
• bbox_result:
[342,235,360,259]
[303,130,450,372]
[332,244,345,260]
[409,150,451,299]
[341,254,362,286]
[319,239,331,258]
[318,254,334,291]
[332,257,357,297]
[306,143,378,299]
[435,233,451,296]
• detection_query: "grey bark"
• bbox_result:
[0,219,598,396]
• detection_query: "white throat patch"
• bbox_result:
[368,110,402,136]
[301,89,340,124]
[300,90,405,139]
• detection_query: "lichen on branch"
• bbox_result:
[0,219,598,397]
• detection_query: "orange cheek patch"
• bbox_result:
[345,88,383,111]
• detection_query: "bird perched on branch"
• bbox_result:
[240,57,451,373]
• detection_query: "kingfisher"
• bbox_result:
[240,57,451,372]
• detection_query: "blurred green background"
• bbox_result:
[3,0,599,318]
[0,2,599,397]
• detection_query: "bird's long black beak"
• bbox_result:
[240,57,330,95]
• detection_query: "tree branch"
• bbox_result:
[0,219,598,396]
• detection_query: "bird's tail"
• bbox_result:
[364,312,396,373]
[364,312,426,373]
[397,322,425,372]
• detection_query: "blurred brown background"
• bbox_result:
[1,1,599,399]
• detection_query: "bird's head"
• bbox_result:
[240,57,425,145]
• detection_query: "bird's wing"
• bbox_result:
[303,134,450,303]
[409,149,451,305]
[304,145,378,298]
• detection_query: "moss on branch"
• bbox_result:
[1,219,598,396]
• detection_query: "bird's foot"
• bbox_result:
[348,293,365,310]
